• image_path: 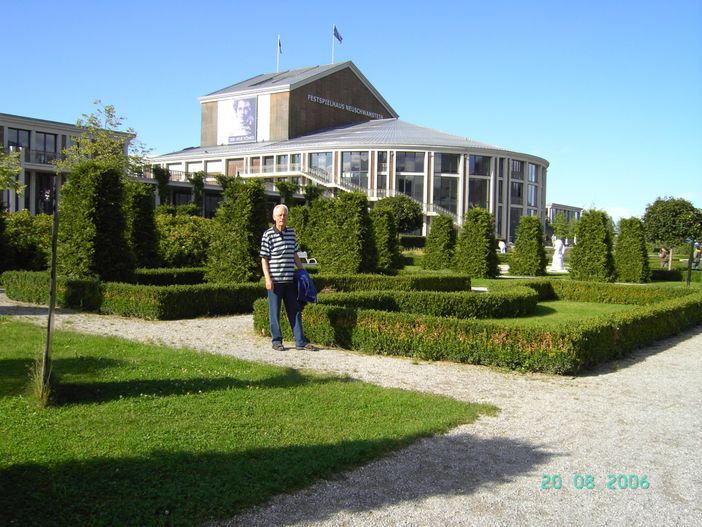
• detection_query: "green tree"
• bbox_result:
[510,215,547,276]
[187,171,206,215]
[152,166,171,205]
[287,205,310,251]
[551,211,569,239]
[206,178,268,283]
[374,195,423,234]
[370,207,400,270]
[0,149,24,194]
[614,217,650,283]
[569,209,615,282]
[303,183,324,204]
[4,211,53,271]
[275,180,299,204]
[423,215,456,270]
[124,181,159,268]
[644,197,702,269]
[453,208,499,278]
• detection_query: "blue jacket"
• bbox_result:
[294,269,317,307]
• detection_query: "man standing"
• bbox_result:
[260,204,316,351]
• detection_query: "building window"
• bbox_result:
[263,156,275,173]
[377,174,387,193]
[226,158,244,176]
[309,152,333,175]
[341,151,369,189]
[469,178,489,209]
[34,132,58,164]
[290,153,301,171]
[527,184,538,207]
[510,159,524,180]
[469,155,491,176]
[510,181,523,206]
[509,207,523,242]
[397,174,424,203]
[528,163,539,183]
[434,153,459,175]
[497,205,503,236]
[250,157,261,174]
[276,155,288,172]
[433,175,458,213]
[497,179,504,205]
[396,151,425,173]
[377,151,388,173]
[8,127,31,162]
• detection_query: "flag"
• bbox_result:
[333,25,343,43]
[278,36,282,54]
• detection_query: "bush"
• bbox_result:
[4,211,52,271]
[155,214,213,267]
[454,208,499,278]
[206,178,268,283]
[423,215,456,270]
[287,205,310,251]
[399,235,425,249]
[253,281,702,374]
[2,271,101,310]
[374,195,423,234]
[509,216,547,276]
[57,160,135,282]
[569,209,615,282]
[306,193,377,274]
[614,217,650,283]
[0,207,9,272]
[133,267,206,286]
[370,208,400,270]
[124,181,159,268]
[314,273,470,292]
[318,287,538,319]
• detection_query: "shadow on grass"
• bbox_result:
[0,436,552,527]
[0,357,126,398]
[56,367,342,405]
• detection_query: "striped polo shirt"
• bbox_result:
[260,227,299,283]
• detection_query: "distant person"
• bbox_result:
[260,204,317,352]
[659,247,669,269]
[693,242,701,270]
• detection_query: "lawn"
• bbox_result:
[493,300,635,327]
[0,318,495,527]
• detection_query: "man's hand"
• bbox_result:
[265,277,273,291]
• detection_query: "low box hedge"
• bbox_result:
[133,267,206,286]
[314,274,470,292]
[317,287,537,319]
[2,270,265,320]
[253,281,702,374]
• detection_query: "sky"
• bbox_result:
[2,0,701,221]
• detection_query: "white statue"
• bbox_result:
[550,238,565,271]
[498,240,507,254]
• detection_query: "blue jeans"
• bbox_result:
[268,281,307,347]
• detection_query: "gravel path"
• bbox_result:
[2,291,700,526]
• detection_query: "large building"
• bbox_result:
[0,113,83,215]
[148,61,549,240]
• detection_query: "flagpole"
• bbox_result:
[331,24,335,64]
[276,34,280,72]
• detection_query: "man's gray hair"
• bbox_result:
[272,204,289,218]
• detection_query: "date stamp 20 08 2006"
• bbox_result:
[541,473,650,490]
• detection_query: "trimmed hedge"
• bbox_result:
[650,269,683,282]
[509,216,547,276]
[133,267,206,286]
[317,287,538,319]
[454,208,499,278]
[2,270,264,320]
[313,274,471,292]
[399,235,425,249]
[423,215,456,270]
[253,280,702,374]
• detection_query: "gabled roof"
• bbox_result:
[199,61,398,118]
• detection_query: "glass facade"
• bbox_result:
[8,128,31,162]
[398,174,424,202]
[528,163,538,183]
[527,184,538,207]
[226,158,244,176]
[290,153,301,171]
[510,181,523,205]
[469,178,489,209]
[396,151,425,173]
[510,159,524,180]
[34,132,57,164]
[377,151,388,173]
[309,152,333,175]
[276,154,288,171]
[341,151,369,188]
[433,175,458,213]
[469,155,491,176]
[263,156,275,173]
[434,153,459,174]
